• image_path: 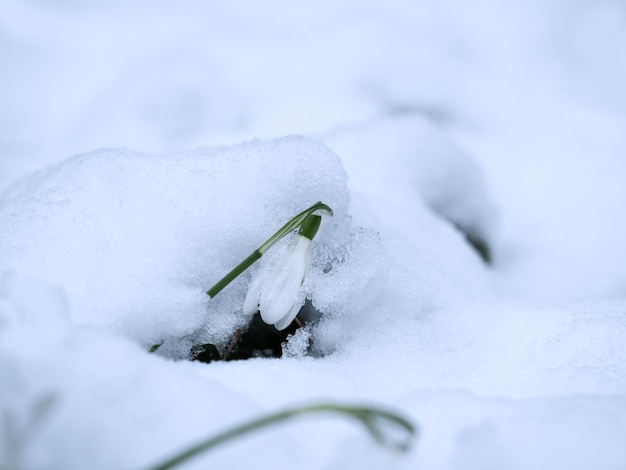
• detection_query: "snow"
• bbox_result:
[2,1,626,469]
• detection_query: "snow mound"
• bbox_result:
[0,133,494,359]
[0,136,353,355]
[326,114,496,243]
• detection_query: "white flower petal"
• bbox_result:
[273,299,304,331]
[259,266,300,324]
[243,234,313,328]
[242,274,262,315]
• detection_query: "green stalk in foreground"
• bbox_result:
[206,201,333,298]
[143,403,416,470]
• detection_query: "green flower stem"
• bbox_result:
[143,403,416,470]
[257,201,332,254]
[206,251,262,298]
[206,201,333,298]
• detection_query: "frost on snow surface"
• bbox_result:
[2,1,626,470]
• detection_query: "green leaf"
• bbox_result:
[148,342,163,353]
[142,402,416,470]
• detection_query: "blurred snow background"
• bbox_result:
[2,0,626,469]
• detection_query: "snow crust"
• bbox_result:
[2,1,626,469]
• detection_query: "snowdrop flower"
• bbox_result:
[243,215,319,330]
[206,202,332,329]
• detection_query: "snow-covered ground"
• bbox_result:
[2,1,626,469]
